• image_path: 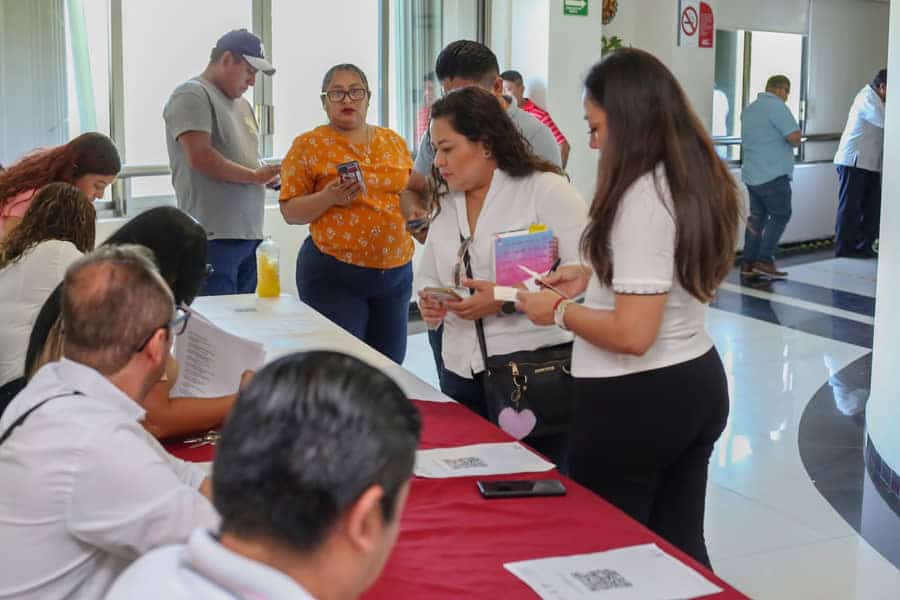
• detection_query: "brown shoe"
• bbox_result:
[753,261,788,279]
[740,263,756,277]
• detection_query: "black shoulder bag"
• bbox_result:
[463,240,575,440]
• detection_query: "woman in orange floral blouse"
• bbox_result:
[280,63,414,362]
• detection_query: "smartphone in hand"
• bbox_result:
[337,160,367,194]
[422,287,463,302]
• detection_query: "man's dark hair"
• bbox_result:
[62,245,173,374]
[434,40,499,88]
[872,68,888,89]
[765,75,791,93]
[500,70,524,87]
[213,352,421,554]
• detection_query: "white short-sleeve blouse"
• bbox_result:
[571,165,714,378]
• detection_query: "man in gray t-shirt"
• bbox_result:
[163,28,279,296]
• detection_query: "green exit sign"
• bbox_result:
[564,0,588,16]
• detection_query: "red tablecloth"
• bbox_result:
[167,401,747,599]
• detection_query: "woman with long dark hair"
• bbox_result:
[0,132,120,239]
[416,86,587,463]
[518,49,741,566]
[23,207,243,439]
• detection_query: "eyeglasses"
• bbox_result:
[134,306,191,353]
[452,236,473,288]
[320,88,369,102]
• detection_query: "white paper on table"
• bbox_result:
[414,442,555,478]
[504,543,722,600]
[170,309,266,398]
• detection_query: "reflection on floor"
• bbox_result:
[402,253,900,599]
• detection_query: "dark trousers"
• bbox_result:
[296,237,412,364]
[742,176,792,265]
[569,347,729,568]
[835,165,881,256]
[427,326,570,471]
[201,239,261,296]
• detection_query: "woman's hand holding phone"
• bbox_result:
[324,179,363,207]
[418,290,450,327]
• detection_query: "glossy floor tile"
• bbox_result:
[783,257,878,298]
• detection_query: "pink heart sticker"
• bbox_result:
[498,407,537,440]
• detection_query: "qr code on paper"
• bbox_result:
[442,457,488,470]
[571,569,633,591]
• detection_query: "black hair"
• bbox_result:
[102,206,207,306]
[872,69,888,89]
[213,351,421,553]
[434,40,499,87]
[500,70,524,86]
[24,206,207,378]
[426,87,561,216]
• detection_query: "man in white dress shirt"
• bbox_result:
[0,245,218,600]
[106,351,421,600]
[834,69,887,258]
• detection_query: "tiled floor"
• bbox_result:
[402,254,900,599]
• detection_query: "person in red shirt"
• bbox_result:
[501,70,570,169]
[415,72,438,148]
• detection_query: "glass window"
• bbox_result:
[271,0,380,157]
[121,0,252,209]
[714,29,805,162]
[389,0,443,151]
[0,0,110,168]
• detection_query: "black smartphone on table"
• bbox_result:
[476,479,567,499]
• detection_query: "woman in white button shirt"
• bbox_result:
[518,50,741,567]
[416,87,587,464]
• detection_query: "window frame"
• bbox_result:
[103,0,489,218]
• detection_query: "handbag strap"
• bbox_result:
[460,233,491,372]
[0,391,83,447]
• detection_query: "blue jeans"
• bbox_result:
[296,237,412,364]
[201,239,261,296]
[428,326,489,418]
[742,176,792,265]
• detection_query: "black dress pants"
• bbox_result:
[835,164,881,256]
[569,347,729,568]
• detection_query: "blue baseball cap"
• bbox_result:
[214,28,275,76]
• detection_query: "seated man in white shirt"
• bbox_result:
[0,245,219,600]
[106,350,421,600]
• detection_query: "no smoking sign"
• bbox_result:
[677,0,713,48]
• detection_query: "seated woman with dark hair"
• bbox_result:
[0,183,95,397]
[24,206,245,439]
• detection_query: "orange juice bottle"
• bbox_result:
[256,237,280,298]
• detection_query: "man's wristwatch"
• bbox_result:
[554,299,575,331]
[501,301,516,315]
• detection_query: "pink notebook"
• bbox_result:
[494,228,555,286]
